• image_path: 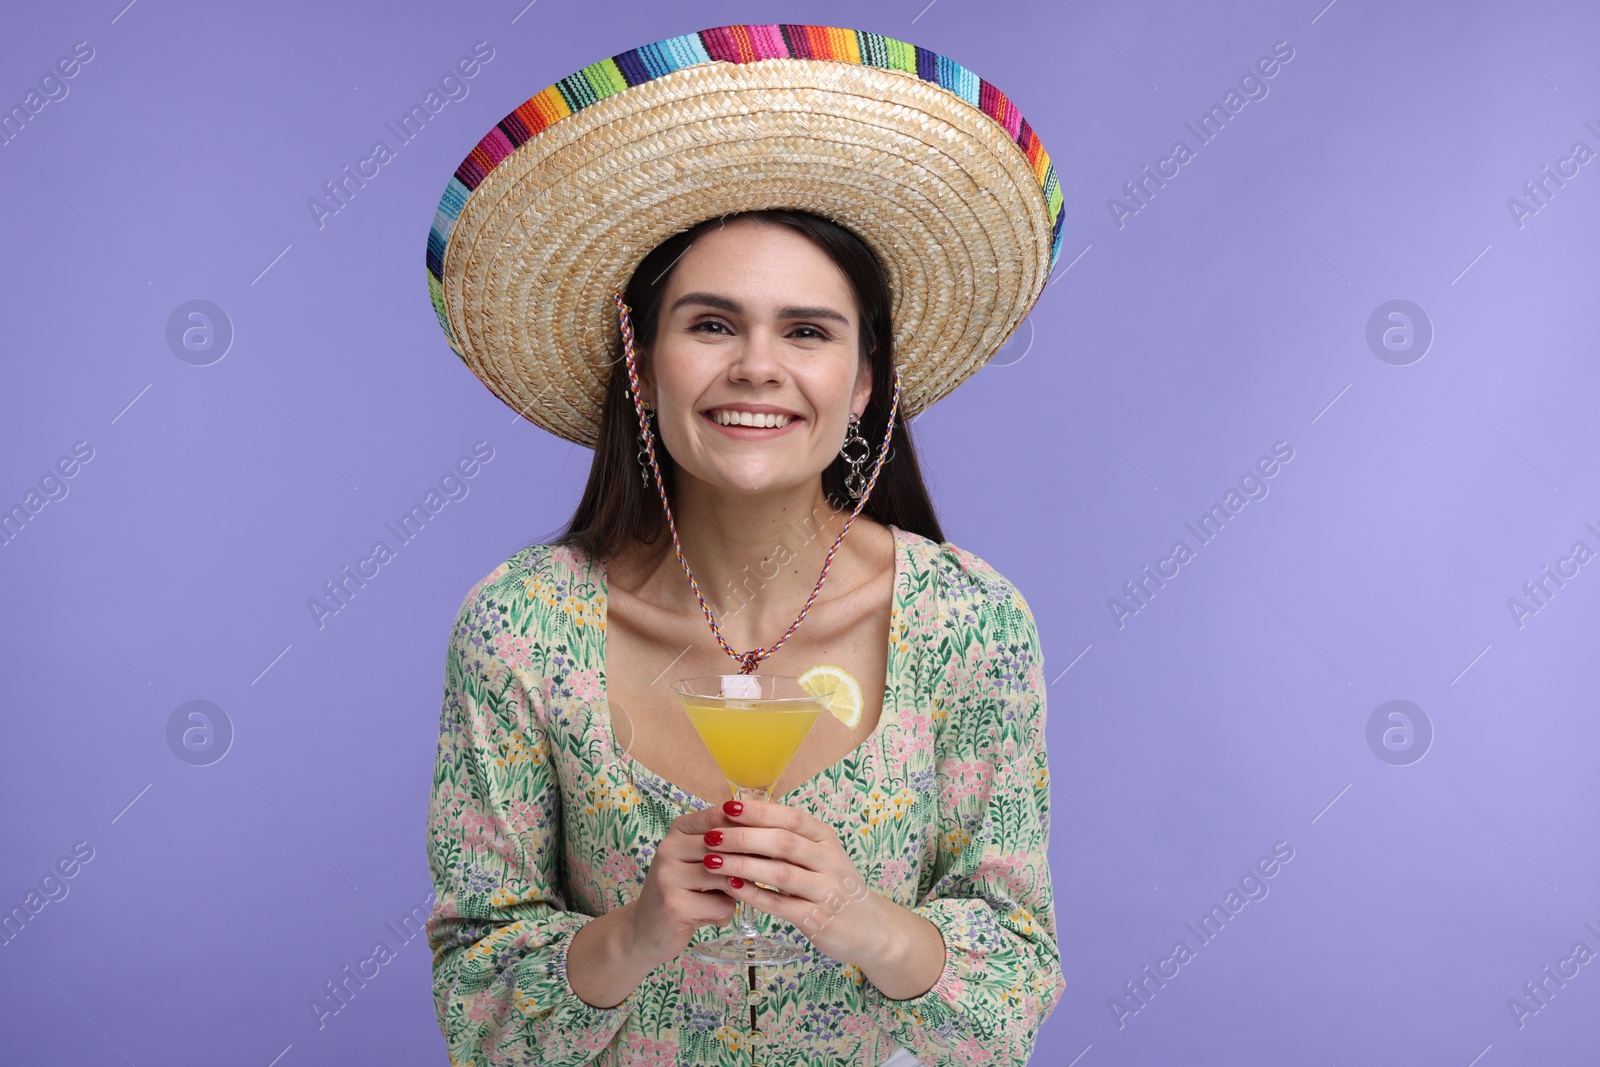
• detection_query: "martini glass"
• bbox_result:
[671,673,833,965]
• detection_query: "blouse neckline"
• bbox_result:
[588,522,910,810]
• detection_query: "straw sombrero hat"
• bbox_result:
[425,24,1065,448]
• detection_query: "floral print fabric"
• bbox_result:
[425,524,1065,1066]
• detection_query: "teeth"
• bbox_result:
[712,410,792,428]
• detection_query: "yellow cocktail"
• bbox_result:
[670,674,833,966]
[681,698,822,789]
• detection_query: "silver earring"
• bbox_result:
[840,412,871,500]
[636,402,655,487]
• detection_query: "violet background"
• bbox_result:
[3,1,1598,1065]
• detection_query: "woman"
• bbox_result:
[424,24,1067,1067]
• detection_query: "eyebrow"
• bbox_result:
[668,291,851,327]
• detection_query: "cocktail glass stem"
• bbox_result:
[730,783,770,941]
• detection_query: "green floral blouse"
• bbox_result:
[425,524,1064,1066]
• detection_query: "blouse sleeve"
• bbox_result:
[861,569,1066,1065]
[425,581,636,1066]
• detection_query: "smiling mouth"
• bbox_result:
[702,410,802,430]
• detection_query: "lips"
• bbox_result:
[701,410,804,438]
[704,408,801,428]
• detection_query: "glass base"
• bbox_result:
[688,934,803,966]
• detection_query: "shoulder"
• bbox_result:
[445,540,596,649]
[897,533,1046,745]
[896,527,1039,644]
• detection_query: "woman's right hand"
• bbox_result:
[625,802,739,967]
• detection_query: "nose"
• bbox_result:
[726,326,784,386]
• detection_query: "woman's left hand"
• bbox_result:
[701,796,886,964]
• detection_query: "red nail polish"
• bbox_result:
[728,877,744,889]
[703,853,724,869]
[723,800,743,817]
[704,829,724,847]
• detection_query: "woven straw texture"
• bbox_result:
[426,24,1064,448]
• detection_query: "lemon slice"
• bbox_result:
[797,664,864,729]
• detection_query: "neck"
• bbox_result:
[641,476,862,650]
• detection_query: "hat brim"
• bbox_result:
[429,30,1064,448]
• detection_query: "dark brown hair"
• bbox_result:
[543,209,945,563]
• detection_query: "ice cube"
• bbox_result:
[719,675,763,699]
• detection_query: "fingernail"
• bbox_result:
[704,829,724,847]
[728,877,744,889]
[723,800,743,817]
[703,853,724,869]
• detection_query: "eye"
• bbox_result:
[690,319,730,334]
[791,325,828,340]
